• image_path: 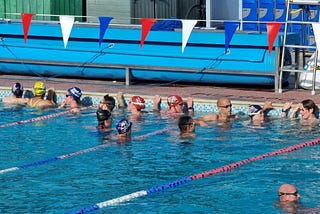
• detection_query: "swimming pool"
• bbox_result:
[0,91,320,213]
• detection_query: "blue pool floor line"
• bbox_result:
[68,137,320,214]
[0,126,170,174]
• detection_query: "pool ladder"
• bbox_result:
[279,0,320,95]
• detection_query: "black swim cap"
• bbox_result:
[96,109,111,122]
[12,82,24,97]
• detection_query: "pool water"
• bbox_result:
[0,101,320,214]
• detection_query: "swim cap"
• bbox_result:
[34,81,46,96]
[12,82,24,97]
[67,87,82,100]
[167,95,183,107]
[130,96,145,110]
[116,119,132,134]
[96,109,111,122]
[248,105,262,117]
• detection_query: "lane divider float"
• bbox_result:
[0,106,94,129]
[0,126,170,175]
[69,137,320,214]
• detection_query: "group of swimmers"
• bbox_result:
[2,81,134,140]
[3,81,320,139]
[2,81,320,211]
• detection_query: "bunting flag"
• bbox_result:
[181,20,197,53]
[21,13,34,44]
[59,15,75,48]
[266,22,282,54]
[98,16,113,47]
[312,23,320,53]
[140,18,156,48]
[224,21,239,54]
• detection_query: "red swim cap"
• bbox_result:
[167,95,183,107]
[130,96,146,110]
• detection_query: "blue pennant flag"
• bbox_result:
[99,17,113,47]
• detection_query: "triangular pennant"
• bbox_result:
[140,18,156,48]
[98,16,113,47]
[59,15,75,48]
[181,19,197,53]
[224,21,239,54]
[267,22,282,54]
[312,23,320,54]
[21,13,34,44]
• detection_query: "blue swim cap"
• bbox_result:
[67,87,82,100]
[116,119,132,134]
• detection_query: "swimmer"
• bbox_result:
[178,115,196,138]
[115,119,132,142]
[277,184,302,213]
[27,81,56,109]
[195,97,239,124]
[99,94,116,112]
[59,87,82,113]
[154,95,194,116]
[128,95,148,119]
[2,82,28,105]
[282,99,319,127]
[96,109,112,131]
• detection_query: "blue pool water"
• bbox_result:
[0,99,320,214]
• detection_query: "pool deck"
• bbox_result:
[0,74,319,107]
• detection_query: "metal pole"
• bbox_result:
[205,0,211,28]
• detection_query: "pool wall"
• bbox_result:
[0,88,284,117]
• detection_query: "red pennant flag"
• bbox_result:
[140,18,156,48]
[21,13,34,44]
[267,22,282,54]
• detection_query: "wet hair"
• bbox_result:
[178,115,194,132]
[102,94,115,111]
[302,99,318,116]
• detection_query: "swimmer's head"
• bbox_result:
[12,82,24,97]
[96,109,112,122]
[248,105,262,117]
[67,87,82,100]
[167,95,183,107]
[34,81,46,96]
[130,96,146,110]
[116,119,132,134]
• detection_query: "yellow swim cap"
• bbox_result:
[34,81,46,96]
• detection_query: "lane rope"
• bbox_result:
[0,106,94,129]
[68,137,320,214]
[0,126,170,175]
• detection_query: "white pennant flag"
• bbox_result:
[312,23,320,54]
[60,15,75,48]
[181,19,197,53]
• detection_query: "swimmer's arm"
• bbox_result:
[289,103,300,119]
[186,97,194,114]
[153,95,161,112]
[196,113,218,122]
[117,92,126,108]
[281,102,292,118]
[194,118,208,126]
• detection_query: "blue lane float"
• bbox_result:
[0,126,170,175]
[0,20,299,89]
[69,137,320,214]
